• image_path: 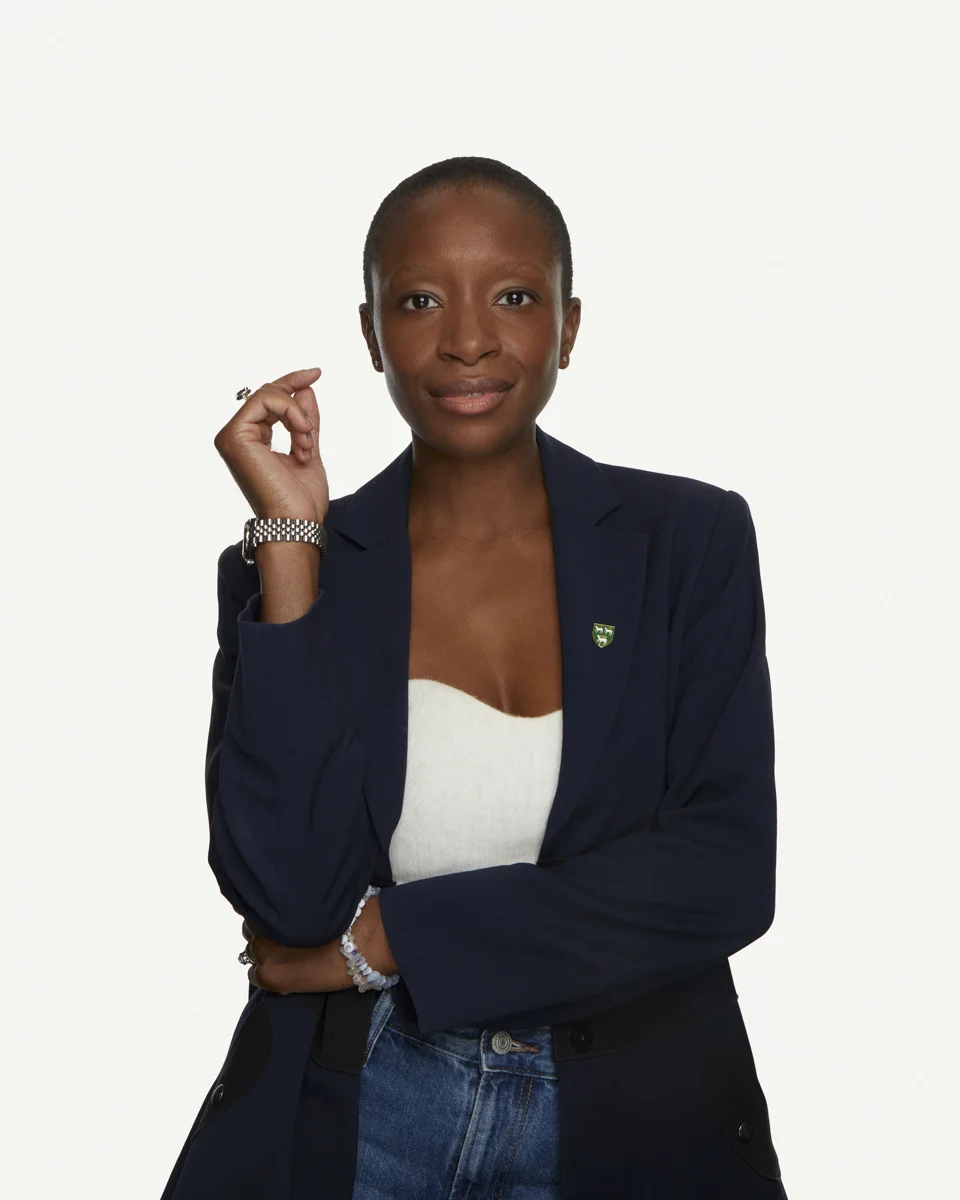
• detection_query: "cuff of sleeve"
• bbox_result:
[377,879,441,1032]
[377,866,537,1035]
[237,586,328,631]
[233,585,352,712]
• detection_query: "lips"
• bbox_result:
[430,377,515,397]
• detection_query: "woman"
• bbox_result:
[162,156,788,1199]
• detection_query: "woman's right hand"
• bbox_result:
[214,367,329,522]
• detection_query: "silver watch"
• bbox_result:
[242,515,328,563]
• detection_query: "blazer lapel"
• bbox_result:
[325,425,649,866]
[536,428,650,851]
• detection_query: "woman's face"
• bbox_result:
[359,182,580,458]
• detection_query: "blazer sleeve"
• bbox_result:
[378,488,778,1035]
[205,543,380,947]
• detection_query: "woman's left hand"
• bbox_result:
[241,895,398,994]
[240,922,353,993]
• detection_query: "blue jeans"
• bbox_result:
[351,986,561,1199]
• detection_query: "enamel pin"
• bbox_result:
[592,622,615,648]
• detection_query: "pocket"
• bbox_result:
[192,994,272,1138]
[698,1001,782,1181]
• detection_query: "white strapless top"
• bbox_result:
[387,678,563,886]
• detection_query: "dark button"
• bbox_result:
[210,1082,225,1105]
[737,1121,754,1143]
[568,1022,594,1052]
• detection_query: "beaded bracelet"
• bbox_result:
[338,884,400,993]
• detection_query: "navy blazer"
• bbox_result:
[161,425,788,1199]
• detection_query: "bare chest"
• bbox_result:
[408,533,562,719]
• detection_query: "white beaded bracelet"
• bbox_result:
[338,884,400,993]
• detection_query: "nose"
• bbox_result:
[436,295,500,365]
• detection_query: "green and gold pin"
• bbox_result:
[592,622,615,648]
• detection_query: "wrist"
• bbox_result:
[354,895,398,977]
[339,889,400,992]
[319,939,355,990]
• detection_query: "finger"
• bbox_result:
[289,436,313,464]
[239,385,316,442]
[289,391,317,448]
[249,959,287,993]
[293,380,320,436]
[249,947,319,995]
[288,418,316,463]
[283,384,318,463]
[268,367,321,395]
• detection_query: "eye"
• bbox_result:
[496,289,536,307]
[400,293,439,311]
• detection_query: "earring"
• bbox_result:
[560,352,569,366]
[372,357,381,370]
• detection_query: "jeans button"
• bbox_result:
[568,1022,593,1052]
[491,1031,513,1054]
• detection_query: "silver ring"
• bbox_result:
[236,386,252,403]
[238,942,256,966]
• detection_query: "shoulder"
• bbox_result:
[595,457,753,547]
[590,457,762,618]
[599,457,727,509]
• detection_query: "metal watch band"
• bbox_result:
[242,515,328,563]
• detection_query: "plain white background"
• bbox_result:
[2,2,957,1196]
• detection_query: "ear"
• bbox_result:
[562,296,582,356]
[358,304,380,363]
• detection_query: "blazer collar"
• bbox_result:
[325,424,649,864]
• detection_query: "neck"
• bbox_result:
[407,426,550,546]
